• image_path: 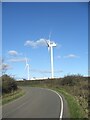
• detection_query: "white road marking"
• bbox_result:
[3,87,64,119]
[45,88,64,120]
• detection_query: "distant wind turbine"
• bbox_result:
[25,57,30,80]
[45,33,56,78]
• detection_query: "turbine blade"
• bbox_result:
[25,64,28,70]
[48,40,50,46]
[48,46,50,52]
[25,58,28,65]
[49,32,51,41]
[45,39,49,46]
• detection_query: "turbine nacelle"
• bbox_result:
[50,42,56,47]
[46,40,56,48]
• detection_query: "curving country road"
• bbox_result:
[2,87,70,119]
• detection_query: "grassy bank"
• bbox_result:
[53,87,85,118]
[2,87,25,105]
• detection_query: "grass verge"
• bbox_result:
[2,87,25,105]
[53,87,86,118]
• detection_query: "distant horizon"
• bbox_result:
[1,73,88,81]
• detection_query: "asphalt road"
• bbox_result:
[2,87,70,119]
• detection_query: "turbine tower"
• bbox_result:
[46,33,56,78]
[25,57,30,80]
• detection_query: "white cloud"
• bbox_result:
[8,50,18,56]
[8,58,29,62]
[24,38,58,48]
[30,69,63,73]
[64,54,79,58]
[24,39,47,48]
[41,70,63,73]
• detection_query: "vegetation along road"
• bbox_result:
[2,87,70,119]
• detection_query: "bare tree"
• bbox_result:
[0,58,11,75]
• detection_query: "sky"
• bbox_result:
[2,2,88,79]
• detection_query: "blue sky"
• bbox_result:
[2,2,88,79]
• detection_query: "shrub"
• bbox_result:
[61,74,84,86]
[2,74,18,94]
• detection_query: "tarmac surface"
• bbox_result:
[2,87,70,119]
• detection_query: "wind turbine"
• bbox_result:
[45,33,56,78]
[25,57,30,80]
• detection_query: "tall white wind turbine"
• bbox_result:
[45,33,56,78]
[25,57,30,80]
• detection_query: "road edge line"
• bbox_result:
[45,88,64,120]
